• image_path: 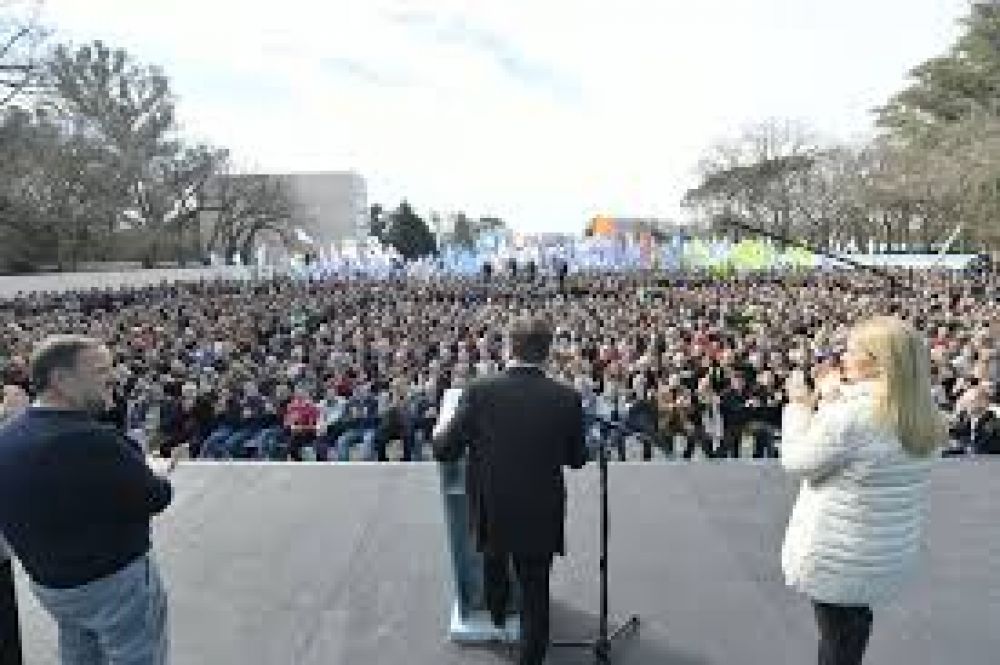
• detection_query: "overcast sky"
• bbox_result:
[44,0,968,233]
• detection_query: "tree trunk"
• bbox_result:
[920,212,930,252]
[882,211,891,252]
[901,205,911,252]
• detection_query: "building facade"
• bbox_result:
[276,171,368,248]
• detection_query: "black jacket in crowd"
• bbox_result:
[950,410,1000,455]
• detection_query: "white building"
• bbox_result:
[276,171,368,247]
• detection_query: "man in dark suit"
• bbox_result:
[949,387,1000,455]
[433,315,587,665]
[716,374,750,458]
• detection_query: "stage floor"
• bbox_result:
[15,460,998,664]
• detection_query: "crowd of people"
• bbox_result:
[1,268,998,461]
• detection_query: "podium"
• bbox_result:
[437,458,522,643]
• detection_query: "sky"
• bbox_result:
[41,0,969,233]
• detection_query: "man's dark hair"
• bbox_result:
[30,335,99,393]
[509,315,553,365]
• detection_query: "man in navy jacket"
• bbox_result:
[0,336,178,665]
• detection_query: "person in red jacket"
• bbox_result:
[284,385,320,461]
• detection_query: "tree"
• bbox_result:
[0,0,45,109]
[683,119,820,243]
[877,2,1000,138]
[0,106,122,271]
[204,168,297,261]
[451,211,475,250]
[46,40,228,266]
[383,200,436,259]
[1,34,298,273]
[477,216,506,233]
[369,203,386,239]
[875,2,1000,251]
[683,4,1000,255]
[0,107,55,271]
[438,212,507,250]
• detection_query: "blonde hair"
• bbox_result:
[849,317,947,457]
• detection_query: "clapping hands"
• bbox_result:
[785,370,815,408]
[815,367,844,403]
[147,443,190,476]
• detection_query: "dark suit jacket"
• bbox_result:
[950,410,1000,455]
[0,409,171,588]
[433,366,587,557]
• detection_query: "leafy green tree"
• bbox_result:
[0,107,121,271]
[874,2,1000,251]
[383,200,437,259]
[369,203,386,239]
[451,212,475,250]
[877,2,1000,139]
[47,40,227,265]
[0,0,45,108]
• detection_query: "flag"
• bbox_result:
[939,224,963,256]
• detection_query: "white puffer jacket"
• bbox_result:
[780,381,934,606]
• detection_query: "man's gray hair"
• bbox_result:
[509,315,553,364]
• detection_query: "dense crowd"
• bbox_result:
[1,268,998,460]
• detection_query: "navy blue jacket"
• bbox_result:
[0,408,172,589]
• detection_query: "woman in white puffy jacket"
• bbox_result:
[781,316,946,665]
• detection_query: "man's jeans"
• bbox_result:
[402,427,426,462]
[30,554,168,665]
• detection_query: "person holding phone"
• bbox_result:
[780,317,946,665]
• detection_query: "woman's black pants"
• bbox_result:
[812,600,873,665]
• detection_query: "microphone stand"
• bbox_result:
[551,416,644,664]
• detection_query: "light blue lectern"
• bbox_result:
[438,457,522,643]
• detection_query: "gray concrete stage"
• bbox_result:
[15,460,998,664]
